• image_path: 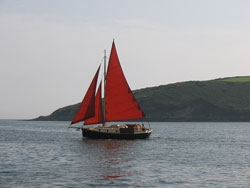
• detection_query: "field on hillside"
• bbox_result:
[221,76,250,82]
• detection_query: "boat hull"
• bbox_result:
[81,128,152,139]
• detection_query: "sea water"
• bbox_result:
[1,120,250,188]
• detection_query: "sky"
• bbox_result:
[0,0,250,119]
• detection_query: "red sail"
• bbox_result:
[71,66,100,124]
[84,82,104,125]
[105,42,145,122]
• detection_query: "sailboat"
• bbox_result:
[70,41,152,139]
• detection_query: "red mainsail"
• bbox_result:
[105,42,145,122]
[84,82,104,125]
[71,66,100,124]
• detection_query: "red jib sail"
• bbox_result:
[71,66,100,124]
[84,82,104,125]
[105,42,145,122]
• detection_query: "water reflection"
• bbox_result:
[78,139,136,186]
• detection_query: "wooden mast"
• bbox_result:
[103,49,107,126]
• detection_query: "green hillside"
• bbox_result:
[219,76,250,82]
[33,76,250,122]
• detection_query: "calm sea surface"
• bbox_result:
[1,120,250,188]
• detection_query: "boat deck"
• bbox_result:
[86,124,151,134]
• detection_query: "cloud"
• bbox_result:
[112,19,157,30]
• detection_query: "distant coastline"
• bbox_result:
[33,76,250,122]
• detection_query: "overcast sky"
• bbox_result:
[1,0,250,119]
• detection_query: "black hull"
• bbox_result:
[81,128,151,140]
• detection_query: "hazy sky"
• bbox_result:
[1,0,250,119]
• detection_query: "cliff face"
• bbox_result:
[33,76,250,122]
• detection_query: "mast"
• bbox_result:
[103,49,107,126]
